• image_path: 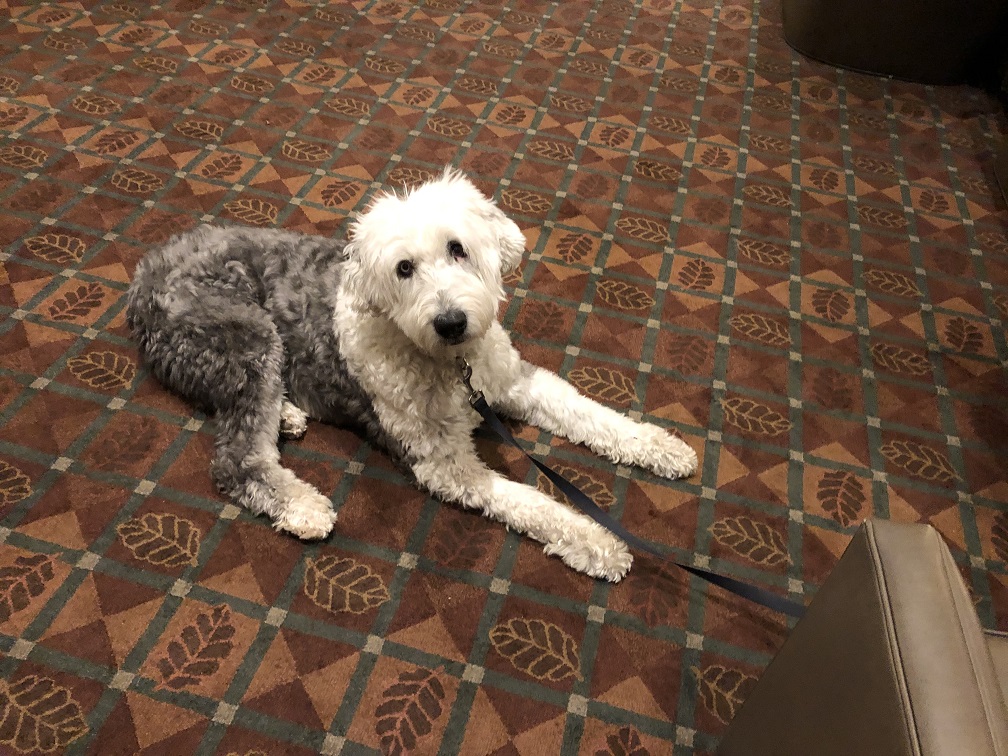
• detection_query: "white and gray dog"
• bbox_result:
[126,169,697,581]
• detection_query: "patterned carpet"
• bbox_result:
[1,0,1007,753]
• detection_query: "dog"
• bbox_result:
[126,168,697,581]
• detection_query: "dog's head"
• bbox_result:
[344,167,526,357]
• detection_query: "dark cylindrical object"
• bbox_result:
[782,0,1008,85]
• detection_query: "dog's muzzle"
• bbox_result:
[433,309,467,344]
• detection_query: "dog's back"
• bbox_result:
[125,224,347,410]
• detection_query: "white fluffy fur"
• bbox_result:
[327,168,698,581]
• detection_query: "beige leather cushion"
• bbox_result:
[988,633,1008,710]
[718,520,1008,755]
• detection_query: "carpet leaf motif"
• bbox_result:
[817,470,866,528]
[94,129,141,155]
[282,139,331,163]
[857,204,908,228]
[665,334,709,374]
[85,416,158,472]
[0,461,32,509]
[634,158,681,182]
[0,144,47,169]
[626,564,680,627]
[729,312,790,347]
[374,668,446,756]
[944,316,983,354]
[649,115,690,134]
[693,664,757,724]
[387,166,434,190]
[710,516,791,567]
[0,675,87,752]
[201,153,244,180]
[325,97,370,117]
[427,115,470,138]
[811,288,850,322]
[230,73,271,94]
[537,465,615,508]
[518,299,565,339]
[302,63,338,83]
[303,555,390,614]
[117,512,201,567]
[155,604,235,690]
[175,119,224,142]
[321,180,361,207]
[880,440,958,484]
[596,726,649,756]
[528,140,574,162]
[869,343,930,376]
[863,268,921,297]
[224,198,278,226]
[71,94,120,115]
[736,237,789,267]
[489,618,582,681]
[25,234,85,264]
[365,55,406,74]
[742,183,791,207]
[550,93,592,112]
[432,512,493,569]
[812,367,853,411]
[569,366,636,406]
[615,215,668,243]
[134,54,177,74]
[0,554,56,622]
[458,76,498,95]
[555,231,593,264]
[493,103,527,124]
[276,39,315,57]
[678,259,715,290]
[992,513,1008,563]
[67,351,136,390]
[0,105,29,128]
[700,145,731,168]
[111,168,164,194]
[48,282,105,322]
[596,279,654,311]
[190,19,226,36]
[501,189,552,214]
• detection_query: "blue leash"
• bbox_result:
[460,360,806,619]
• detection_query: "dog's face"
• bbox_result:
[345,168,526,357]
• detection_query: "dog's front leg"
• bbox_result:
[496,361,698,480]
[411,448,632,581]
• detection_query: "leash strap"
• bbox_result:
[461,363,805,618]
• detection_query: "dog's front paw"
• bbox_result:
[544,524,633,582]
[274,483,336,540]
[279,400,309,439]
[636,425,698,480]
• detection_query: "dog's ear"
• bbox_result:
[483,204,526,273]
[439,167,526,273]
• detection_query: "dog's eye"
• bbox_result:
[448,240,467,260]
[396,260,414,279]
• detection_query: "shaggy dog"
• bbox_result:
[126,169,697,581]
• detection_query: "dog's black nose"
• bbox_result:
[433,310,467,342]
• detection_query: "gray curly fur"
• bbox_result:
[125,224,411,514]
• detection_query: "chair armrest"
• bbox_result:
[718,520,1008,755]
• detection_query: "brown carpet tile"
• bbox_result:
[1,0,1007,753]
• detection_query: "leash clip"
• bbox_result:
[457,358,484,407]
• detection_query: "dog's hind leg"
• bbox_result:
[495,361,698,480]
[133,295,336,539]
